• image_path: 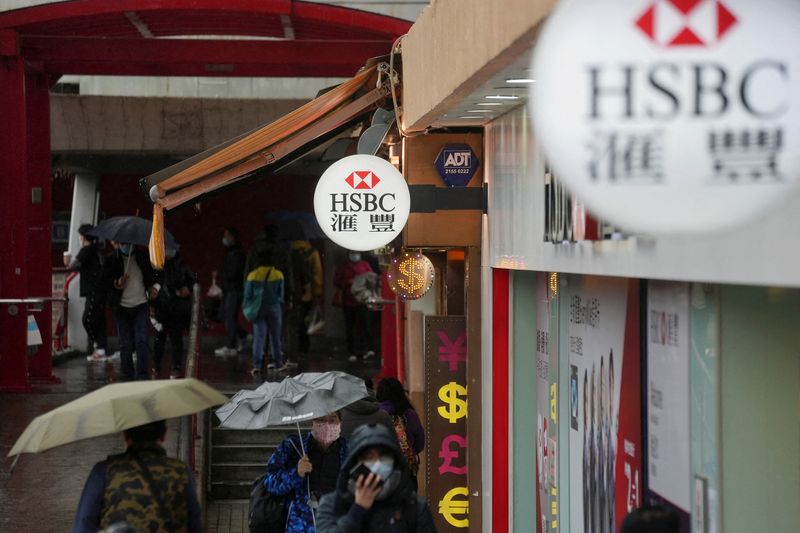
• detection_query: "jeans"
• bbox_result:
[252,303,283,369]
[114,303,150,381]
[223,291,247,348]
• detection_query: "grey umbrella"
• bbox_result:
[89,216,178,251]
[215,371,368,454]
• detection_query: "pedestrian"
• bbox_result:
[72,420,203,533]
[243,249,285,376]
[64,224,108,359]
[104,241,161,381]
[620,505,679,533]
[215,227,248,357]
[341,377,394,439]
[375,378,424,482]
[333,251,375,362]
[264,412,347,532]
[152,248,195,379]
[316,423,436,533]
[287,237,323,361]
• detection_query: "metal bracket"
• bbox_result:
[409,184,486,213]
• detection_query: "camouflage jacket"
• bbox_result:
[72,443,202,533]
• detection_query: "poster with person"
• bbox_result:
[567,275,642,533]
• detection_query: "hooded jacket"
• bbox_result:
[315,425,436,533]
[340,396,395,439]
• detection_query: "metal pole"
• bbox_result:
[179,283,202,467]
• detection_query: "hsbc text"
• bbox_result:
[330,193,396,212]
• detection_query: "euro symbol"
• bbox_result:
[437,382,468,424]
[438,486,469,528]
[438,434,468,475]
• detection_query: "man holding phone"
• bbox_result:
[316,424,436,532]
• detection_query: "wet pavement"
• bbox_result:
[0,334,382,532]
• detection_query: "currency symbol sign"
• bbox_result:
[438,331,467,371]
[437,382,468,424]
[398,258,425,292]
[438,486,469,528]
[438,434,468,475]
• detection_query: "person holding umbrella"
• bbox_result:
[72,419,203,533]
[103,240,162,381]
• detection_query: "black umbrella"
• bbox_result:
[88,216,178,250]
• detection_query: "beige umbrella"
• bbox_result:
[8,378,227,457]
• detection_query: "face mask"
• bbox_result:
[119,244,133,255]
[222,237,232,247]
[311,421,341,446]
[348,253,361,262]
[364,455,395,481]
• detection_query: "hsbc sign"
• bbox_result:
[314,155,410,251]
[531,0,800,234]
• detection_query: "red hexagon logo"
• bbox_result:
[635,0,737,47]
[345,170,381,189]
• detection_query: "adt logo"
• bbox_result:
[635,0,737,47]
[435,144,480,187]
[345,171,381,190]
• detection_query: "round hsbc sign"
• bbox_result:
[531,0,800,233]
[314,155,410,251]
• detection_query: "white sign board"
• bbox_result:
[647,281,691,511]
[314,154,410,251]
[531,0,800,233]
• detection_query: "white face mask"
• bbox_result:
[363,455,395,481]
[311,421,341,446]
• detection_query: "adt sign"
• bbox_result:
[435,144,479,187]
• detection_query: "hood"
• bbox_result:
[335,424,413,498]
[344,395,381,416]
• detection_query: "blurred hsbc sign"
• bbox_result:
[314,154,410,251]
[531,0,800,234]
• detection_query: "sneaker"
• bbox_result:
[250,368,262,377]
[266,363,276,370]
[348,354,358,363]
[86,351,106,362]
[363,350,376,360]
[214,346,237,357]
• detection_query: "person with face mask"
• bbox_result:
[215,227,248,357]
[151,248,195,379]
[264,412,347,532]
[316,423,436,533]
[103,240,161,381]
[64,224,107,359]
[332,251,375,363]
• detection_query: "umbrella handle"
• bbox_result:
[296,422,306,456]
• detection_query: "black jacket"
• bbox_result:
[103,248,162,309]
[316,425,436,533]
[341,395,395,439]
[222,244,246,293]
[154,255,195,320]
[68,242,105,298]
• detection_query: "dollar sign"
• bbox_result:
[398,258,425,292]
[437,382,468,423]
[438,486,469,528]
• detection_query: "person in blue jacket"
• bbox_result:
[265,412,347,532]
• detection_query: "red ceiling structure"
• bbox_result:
[0,0,411,77]
[0,0,410,391]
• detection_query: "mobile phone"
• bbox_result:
[349,463,382,485]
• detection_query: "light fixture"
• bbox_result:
[506,78,536,84]
[458,115,483,119]
[476,102,504,106]
[387,251,435,300]
[466,110,494,113]
[485,95,519,100]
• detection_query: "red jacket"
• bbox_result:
[333,259,374,307]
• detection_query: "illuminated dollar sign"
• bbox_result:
[439,486,469,528]
[398,257,425,292]
[437,382,468,423]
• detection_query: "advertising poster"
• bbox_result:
[568,276,642,533]
[536,273,559,532]
[646,281,691,512]
[424,316,469,531]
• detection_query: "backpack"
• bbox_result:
[392,415,420,474]
[248,474,287,533]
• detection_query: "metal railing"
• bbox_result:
[178,283,202,471]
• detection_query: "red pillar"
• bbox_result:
[0,32,31,392]
[26,73,57,382]
[492,268,510,533]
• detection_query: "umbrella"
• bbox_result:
[216,371,368,453]
[268,211,326,240]
[89,216,178,251]
[8,378,227,457]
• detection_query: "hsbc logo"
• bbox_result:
[635,0,737,47]
[345,171,381,190]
